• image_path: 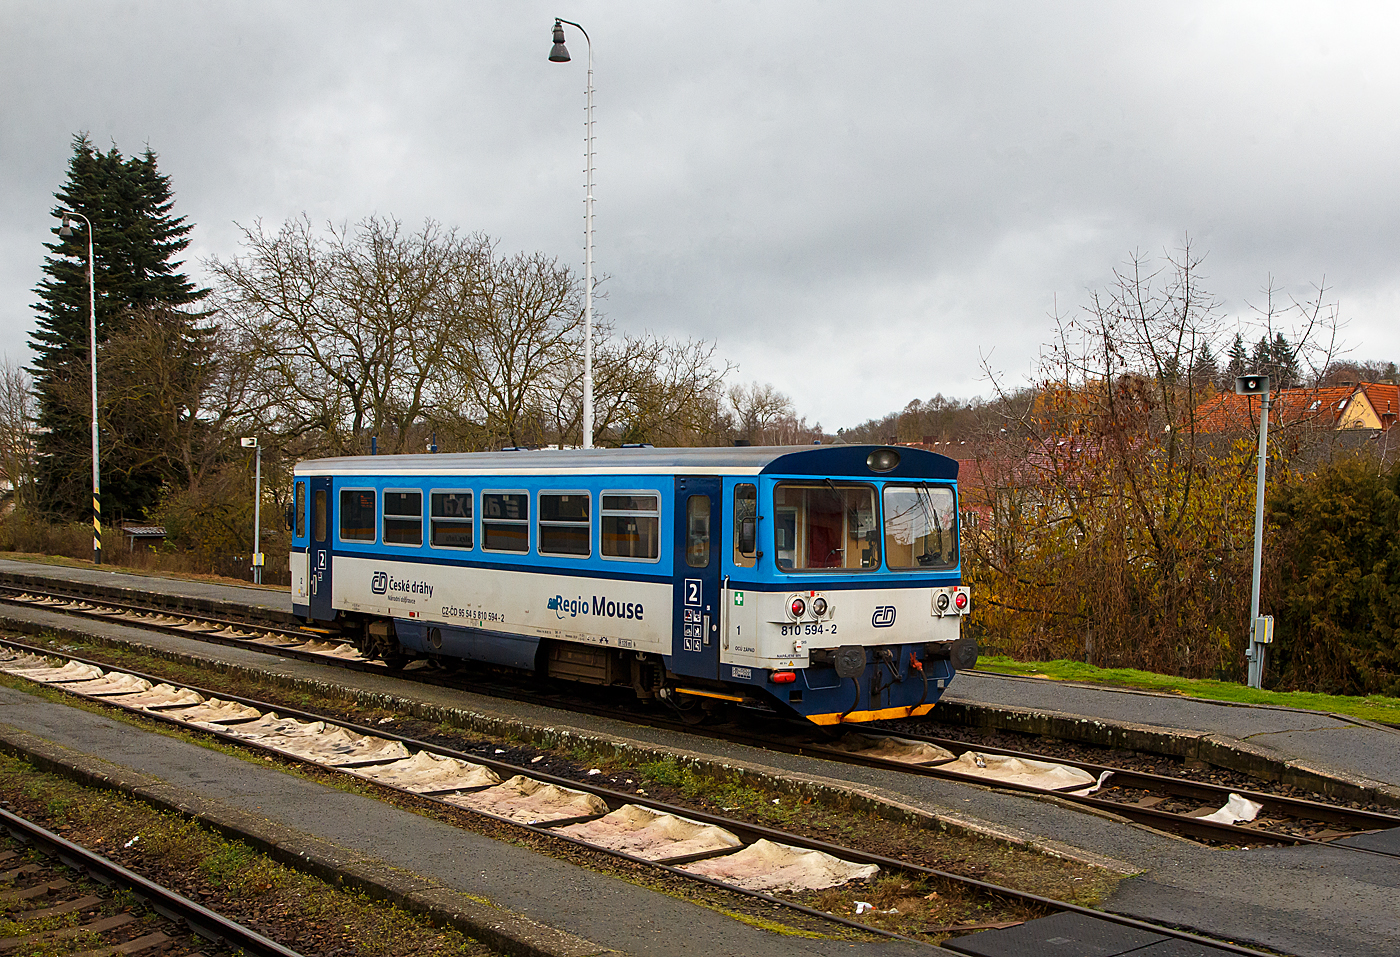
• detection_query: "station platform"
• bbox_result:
[943,671,1400,798]
[0,558,1397,956]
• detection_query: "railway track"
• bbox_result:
[5,583,1400,856]
[0,637,1283,957]
[0,804,302,957]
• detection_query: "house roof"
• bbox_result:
[1352,383,1400,429]
[1193,386,1361,433]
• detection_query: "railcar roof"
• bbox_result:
[294,445,958,480]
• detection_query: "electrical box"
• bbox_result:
[1252,615,1274,644]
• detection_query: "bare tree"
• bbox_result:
[100,307,261,497]
[0,359,37,511]
[587,335,733,446]
[436,249,583,449]
[210,215,486,454]
[973,242,1344,676]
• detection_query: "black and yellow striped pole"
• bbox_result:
[59,209,101,565]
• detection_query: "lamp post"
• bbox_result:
[56,210,102,565]
[241,437,263,584]
[549,17,595,449]
[1236,374,1273,689]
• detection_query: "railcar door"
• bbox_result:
[670,475,722,679]
[309,476,334,621]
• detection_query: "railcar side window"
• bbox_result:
[482,492,529,553]
[539,492,591,556]
[313,490,327,543]
[601,493,660,560]
[430,491,474,549]
[383,490,423,546]
[339,489,377,542]
[294,481,307,539]
[686,495,711,568]
[883,485,958,569]
[733,483,757,568]
[772,483,879,571]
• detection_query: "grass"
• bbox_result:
[975,655,1400,726]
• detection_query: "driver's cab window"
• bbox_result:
[294,481,307,539]
[732,484,757,568]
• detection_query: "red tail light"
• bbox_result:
[771,671,797,683]
[790,597,806,618]
[954,592,968,610]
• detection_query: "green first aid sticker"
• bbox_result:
[733,592,744,606]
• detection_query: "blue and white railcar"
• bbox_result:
[288,445,975,725]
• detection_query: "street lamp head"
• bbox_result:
[56,212,80,237]
[549,20,571,62]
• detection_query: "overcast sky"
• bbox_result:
[3,2,1398,430]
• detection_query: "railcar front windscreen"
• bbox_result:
[883,485,958,569]
[773,483,879,571]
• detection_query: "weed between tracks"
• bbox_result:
[4,631,1122,945]
[0,755,501,957]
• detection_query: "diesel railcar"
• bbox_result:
[288,444,975,725]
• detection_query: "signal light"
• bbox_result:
[790,597,807,618]
[954,591,968,610]
[812,596,828,616]
[770,671,797,684]
[936,593,950,611]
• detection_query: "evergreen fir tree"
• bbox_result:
[30,135,209,523]
[1250,335,1272,378]
[1190,342,1219,389]
[1271,331,1300,386]
[1224,333,1249,381]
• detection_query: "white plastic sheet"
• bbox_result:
[556,804,742,861]
[945,751,1098,793]
[680,839,879,892]
[351,751,501,792]
[447,774,608,823]
[1198,793,1264,825]
[833,733,956,765]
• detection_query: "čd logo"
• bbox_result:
[872,606,896,628]
[371,572,389,594]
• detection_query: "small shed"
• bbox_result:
[122,524,167,551]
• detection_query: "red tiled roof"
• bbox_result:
[1193,386,1358,433]
[1355,383,1400,428]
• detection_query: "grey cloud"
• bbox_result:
[3,2,1398,428]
